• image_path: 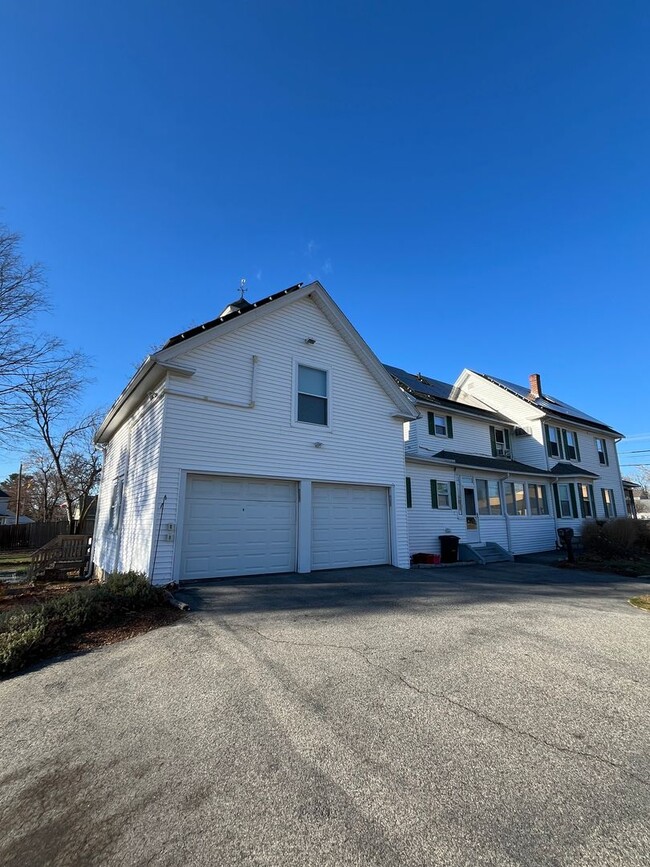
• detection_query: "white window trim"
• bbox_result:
[595,437,608,466]
[493,427,511,458]
[527,483,550,517]
[431,413,449,438]
[291,359,332,431]
[108,476,124,534]
[547,425,561,458]
[476,478,502,516]
[557,483,573,519]
[436,481,453,509]
[505,480,528,517]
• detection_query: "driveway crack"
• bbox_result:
[244,623,648,787]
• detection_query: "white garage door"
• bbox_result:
[181,475,297,580]
[311,483,390,570]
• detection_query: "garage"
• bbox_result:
[181,475,297,580]
[311,483,390,570]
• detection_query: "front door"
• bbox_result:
[462,480,481,543]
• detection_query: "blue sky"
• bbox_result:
[1,1,649,479]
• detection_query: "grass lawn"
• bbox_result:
[629,595,650,612]
[0,550,34,572]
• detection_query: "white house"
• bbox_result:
[93,282,418,584]
[0,488,34,525]
[388,366,626,560]
[93,282,628,582]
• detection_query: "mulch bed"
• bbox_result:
[0,579,87,612]
[69,606,184,651]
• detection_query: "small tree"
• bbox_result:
[17,353,103,532]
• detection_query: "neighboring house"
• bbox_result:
[622,480,640,518]
[0,488,34,525]
[389,367,626,557]
[93,282,418,584]
[93,282,628,582]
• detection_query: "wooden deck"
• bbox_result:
[29,535,91,580]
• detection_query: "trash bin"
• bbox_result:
[439,534,460,564]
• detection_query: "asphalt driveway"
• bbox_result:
[1,563,649,866]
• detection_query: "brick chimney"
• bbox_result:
[528,373,542,399]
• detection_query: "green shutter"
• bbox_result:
[553,484,562,518]
[589,485,596,518]
[446,416,453,438]
[601,488,607,516]
[544,424,552,458]
[561,429,570,459]
[406,477,412,509]
[430,479,438,509]
[569,484,578,518]
[504,429,511,454]
[489,426,497,457]
[574,433,581,462]
[450,482,457,510]
[427,412,435,435]
[603,440,609,466]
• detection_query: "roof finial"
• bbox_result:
[238,277,247,300]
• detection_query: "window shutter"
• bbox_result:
[561,429,570,458]
[427,412,435,436]
[406,477,412,509]
[552,484,562,518]
[489,426,497,457]
[446,416,453,438]
[574,433,581,462]
[600,488,607,516]
[569,484,578,518]
[504,429,511,453]
[603,440,609,466]
[450,482,457,510]
[589,485,596,518]
[430,479,438,509]
[578,485,586,519]
[544,424,552,458]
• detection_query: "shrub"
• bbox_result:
[582,518,650,559]
[0,571,165,677]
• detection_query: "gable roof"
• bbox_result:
[471,371,622,436]
[0,488,8,498]
[96,281,417,443]
[385,365,511,424]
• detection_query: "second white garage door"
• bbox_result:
[181,475,297,580]
[311,483,390,570]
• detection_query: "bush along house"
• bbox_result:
[92,282,628,582]
[389,366,626,563]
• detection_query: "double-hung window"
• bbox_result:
[528,483,549,516]
[601,488,617,518]
[545,425,562,459]
[578,483,595,518]
[556,483,574,518]
[563,430,580,462]
[430,479,457,509]
[477,479,502,515]
[505,482,527,516]
[297,365,328,425]
[490,426,511,458]
[595,438,609,466]
[109,477,124,533]
[428,412,453,438]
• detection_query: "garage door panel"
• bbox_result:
[181,475,296,580]
[312,483,389,571]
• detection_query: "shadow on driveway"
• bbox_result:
[178,562,649,618]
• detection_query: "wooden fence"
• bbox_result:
[0,519,95,551]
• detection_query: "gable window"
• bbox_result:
[505,482,527,516]
[477,479,502,515]
[430,479,457,510]
[108,477,124,533]
[601,488,617,518]
[553,483,577,519]
[595,438,609,466]
[490,426,511,458]
[528,483,549,516]
[545,424,562,459]
[562,430,580,462]
[578,483,596,518]
[297,365,328,425]
[428,412,453,438]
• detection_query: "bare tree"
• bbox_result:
[0,224,61,447]
[17,352,103,532]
